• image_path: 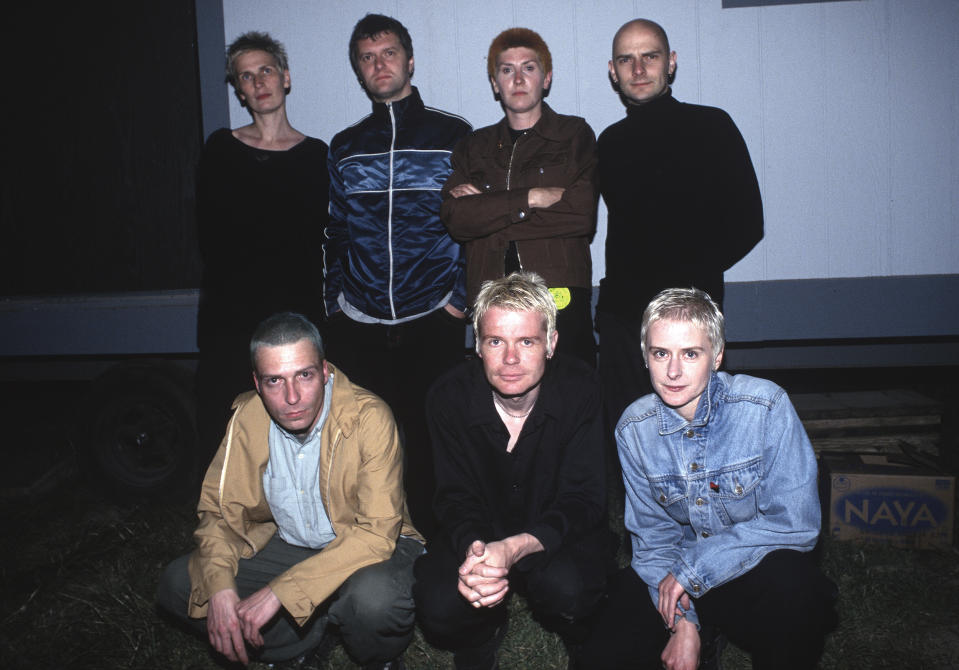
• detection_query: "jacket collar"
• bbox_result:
[625,88,678,122]
[324,362,361,438]
[494,102,566,145]
[371,86,424,123]
[656,370,722,435]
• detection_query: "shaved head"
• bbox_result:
[612,18,670,56]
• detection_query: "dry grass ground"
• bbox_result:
[1,475,958,670]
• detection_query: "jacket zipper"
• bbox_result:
[505,136,524,272]
[387,103,397,320]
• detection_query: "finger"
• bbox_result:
[478,584,509,607]
[472,579,509,597]
[472,563,509,578]
[231,627,248,665]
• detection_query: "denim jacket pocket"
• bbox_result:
[649,476,690,525]
[711,459,762,525]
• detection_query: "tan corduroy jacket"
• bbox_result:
[186,363,421,626]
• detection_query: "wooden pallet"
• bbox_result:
[791,389,942,456]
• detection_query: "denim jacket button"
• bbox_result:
[692,583,701,592]
[695,497,705,506]
[701,531,710,539]
[685,429,695,438]
[659,494,667,503]
[734,484,744,496]
[690,462,699,472]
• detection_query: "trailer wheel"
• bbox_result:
[84,361,198,501]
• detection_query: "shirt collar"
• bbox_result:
[656,370,721,435]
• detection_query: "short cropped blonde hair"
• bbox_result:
[473,272,557,355]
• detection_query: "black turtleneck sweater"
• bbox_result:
[596,91,763,317]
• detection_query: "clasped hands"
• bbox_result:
[457,533,543,609]
[206,585,282,665]
[457,539,512,608]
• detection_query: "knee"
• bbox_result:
[337,565,414,631]
[527,559,605,621]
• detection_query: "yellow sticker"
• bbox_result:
[549,287,571,310]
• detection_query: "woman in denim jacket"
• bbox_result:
[581,288,835,670]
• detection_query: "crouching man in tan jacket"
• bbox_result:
[157,312,422,669]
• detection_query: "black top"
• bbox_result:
[597,91,764,316]
[197,128,329,329]
[426,354,607,561]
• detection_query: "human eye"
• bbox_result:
[651,349,667,359]
[360,53,373,62]
[616,56,631,65]
[488,337,501,347]
[240,72,252,81]
[500,65,513,75]
[684,350,699,360]
[644,53,659,62]
[522,338,535,346]
[524,63,536,72]
[299,370,313,379]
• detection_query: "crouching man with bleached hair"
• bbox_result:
[581,288,836,670]
[414,272,608,669]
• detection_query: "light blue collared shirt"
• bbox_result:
[263,373,336,549]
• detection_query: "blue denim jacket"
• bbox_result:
[617,371,820,628]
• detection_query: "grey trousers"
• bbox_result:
[156,535,422,664]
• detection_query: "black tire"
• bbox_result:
[83,360,199,502]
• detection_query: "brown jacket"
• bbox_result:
[186,363,421,626]
[441,103,598,302]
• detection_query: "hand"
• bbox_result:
[450,183,482,198]
[457,540,509,608]
[527,187,565,209]
[657,573,687,629]
[236,586,282,649]
[207,588,248,664]
[661,618,700,670]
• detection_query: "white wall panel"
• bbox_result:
[888,0,959,276]
[217,0,959,284]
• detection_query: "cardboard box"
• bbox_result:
[820,453,955,548]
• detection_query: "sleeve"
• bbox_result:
[707,112,764,271]
[441,121,598,244]
[323,147,348,316]
[186,400,277,618]
[268,396,406,625]
[618,425,698,628]
[523,371,606,554]
[426,380,497,558]
[677,396,819,608]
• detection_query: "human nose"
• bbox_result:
[633,59,646,76]
[503,343,519,365]
[285,380,300,405]
[667,355,682,379]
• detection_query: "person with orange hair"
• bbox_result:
[441,27,599,368]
